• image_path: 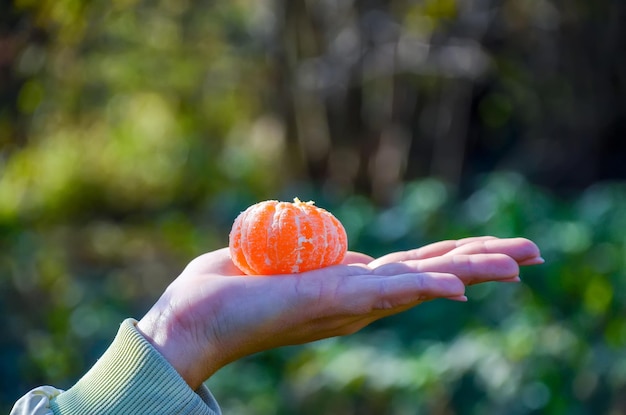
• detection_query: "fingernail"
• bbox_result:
[520,256,545,266]
[447,295,468,302]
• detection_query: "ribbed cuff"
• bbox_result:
[50,319,221,415]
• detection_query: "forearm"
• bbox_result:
[12,319,221,415]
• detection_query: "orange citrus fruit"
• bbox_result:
[229,198,348,275]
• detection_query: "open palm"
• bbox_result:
[137,236,542,389]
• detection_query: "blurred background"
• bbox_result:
[1,0,626,413]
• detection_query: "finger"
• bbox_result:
[519,257,545,266]
[443,237,542,265]
[342,251,375,265]
[445,295,469,301]
[328,288,466,338]
[364,272,465,311]
[183,248,245,276]
[373,253,520,285]
[282,266,466,322]
[368,236,499,268]
[413,236,501,258]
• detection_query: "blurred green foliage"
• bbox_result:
[2,0,626,414]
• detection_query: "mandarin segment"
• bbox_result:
[228,198,348,275]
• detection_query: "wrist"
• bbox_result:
[137,303,210,390]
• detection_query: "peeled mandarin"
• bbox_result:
[229,198,348,275]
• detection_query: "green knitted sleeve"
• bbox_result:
[50,319,221,415]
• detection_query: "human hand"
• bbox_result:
[137,236,542,389]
